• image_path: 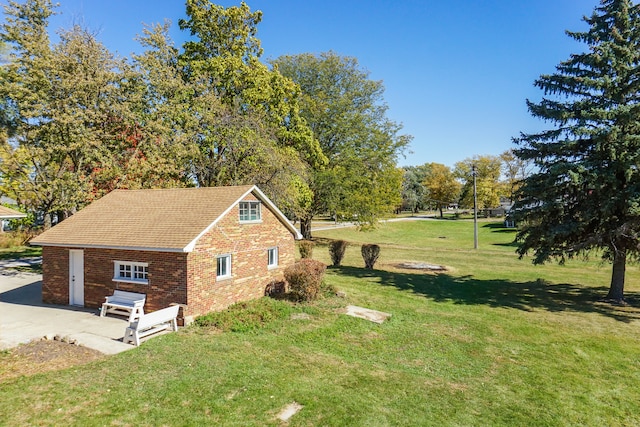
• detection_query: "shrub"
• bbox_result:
[298,240,314,259]
[284,259,327,302]
[264,280,286,297]
[329,240,348,266]
[361,244,380,269]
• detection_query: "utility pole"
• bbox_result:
[472,164,478,249]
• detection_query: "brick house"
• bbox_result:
[30,185,301,322]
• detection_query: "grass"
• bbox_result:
[0,245,41,260]
[1,219,639,425]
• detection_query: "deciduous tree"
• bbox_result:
[500,149,532,202]
[454,155,502,210]
[513,0,640,302]
[401,165,430,213]
[177,0,323,210]
[273,52,411,237]
[423,163,461,217]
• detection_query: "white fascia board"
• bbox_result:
[30,242,188,253]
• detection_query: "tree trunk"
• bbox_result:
[439,206,443,218]
[43,213,52,230]
[300,216,312,239]
[606,249,626,303]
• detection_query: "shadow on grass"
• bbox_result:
[482,222,517,234]
[330,266,640,323]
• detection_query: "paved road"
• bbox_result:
[0,271,133,354]
[311,215,436,232]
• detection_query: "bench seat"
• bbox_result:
[123,305,180,346]
[100,290,145,322]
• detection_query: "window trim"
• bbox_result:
[267,246,280,270]
[239,201,262,223]
[113,261,149,284]
[216,254,232,280]
[267,247,278,269]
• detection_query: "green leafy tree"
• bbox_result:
[0,0,64,227]
[423,163,461,217]
[1,1,188,226]
[454,155,502,210]
[513,0,640,302]
[401,165,430,213]
[177,0,323,210]
[273,51,411,237]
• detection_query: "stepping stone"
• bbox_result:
[278,402,303,422]
[344,305,391,324]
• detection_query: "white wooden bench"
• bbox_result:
[123,305,180,346]
[100,290,146,322]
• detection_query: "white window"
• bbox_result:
[267,247,278,268]
[113,261,148,284]
[217,254,232,279]
[239,201,261,222]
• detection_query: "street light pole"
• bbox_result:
[472,164,478,249]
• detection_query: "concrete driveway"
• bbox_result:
[0,271,133,354]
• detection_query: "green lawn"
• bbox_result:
[0,245,41,260]
[1,219,639,426]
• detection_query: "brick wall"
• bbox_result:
[41,246,69,305]
[41,246,188,312]
[83,248,188,312]
[186,195,297,316]
[40,193,297,320]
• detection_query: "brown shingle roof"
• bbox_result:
[30,185,299,252]
[0,205,26,219]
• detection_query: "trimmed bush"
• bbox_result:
[284,259,327,302]
[298,240,314,259]
[329,240,348,266]
[361,244,380,269]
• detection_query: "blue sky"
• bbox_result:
[39,0,601,167]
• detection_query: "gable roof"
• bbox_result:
[30,185,301,252]
[0,205,26,219]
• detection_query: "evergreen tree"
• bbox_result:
[513,0,640,302]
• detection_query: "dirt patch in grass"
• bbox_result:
[0,340,104,382]
[388,261,451,273]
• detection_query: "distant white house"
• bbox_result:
[0,205,27,232]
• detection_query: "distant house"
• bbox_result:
[30,185,301,322]
[0,205,27,232]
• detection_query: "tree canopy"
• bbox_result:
[422,163,461,217]
[513,0,640,302]
[454,155,502,210]
[273,51,410,237]
[0,0,332,226]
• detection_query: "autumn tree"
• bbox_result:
[0,1,191,227]
[454,155,502,210]
[500,149,532,202]
[513,0,640,302]
[423,163,461,217]
[273,51,411,237]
